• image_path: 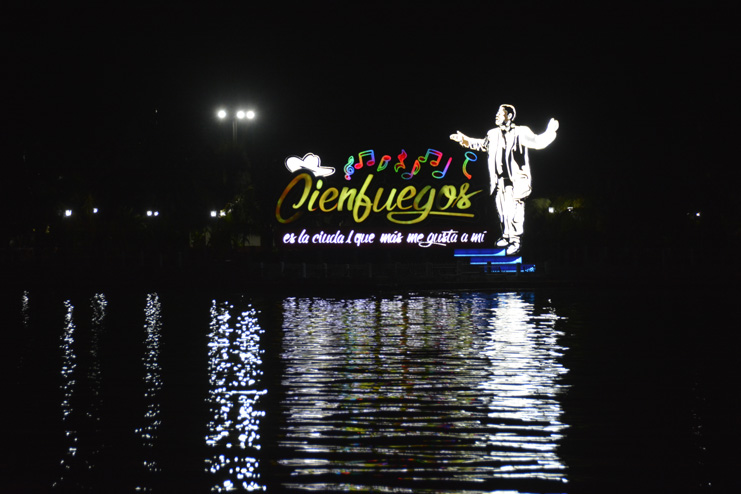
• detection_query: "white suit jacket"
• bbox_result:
[461,124,557,199]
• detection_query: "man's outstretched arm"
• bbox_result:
[450,131,488,151]
[519,118,559,149]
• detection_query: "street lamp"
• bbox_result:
[216,108,256,145]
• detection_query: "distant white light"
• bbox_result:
[548,207,555,214]
[220,210,226,217]
[93,208,99,214]
[147,210,159,217]
[236,109,256,120]
[147,210,153,217]
[64,209,72,217]
[210,211,218,218]
[217,109,227,119]
[696,212,701,217]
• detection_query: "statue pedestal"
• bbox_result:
[454,248,536,273]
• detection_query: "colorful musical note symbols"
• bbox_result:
[401,159,421,180]
[357,150,376,169]
[377,155,392,172]
[462,151,477,180]
[394,149,408,173]
[344,155,356,180]
[417,149,443,167]
[432,157,453,179]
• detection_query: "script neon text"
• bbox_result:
[275,173,483,225]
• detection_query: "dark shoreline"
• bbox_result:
[5,258,738,296]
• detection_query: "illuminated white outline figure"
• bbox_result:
[451,105,558,255]
[285,152,335,177]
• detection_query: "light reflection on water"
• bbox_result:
[135,292,164,491]
[13,290,571,493]
[206,300,268,492]
[478,295,567,479]
[278,293,569,492]
[56,299,77,488]
[54,294,108,491]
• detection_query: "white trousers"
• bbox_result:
[495,183,526,241]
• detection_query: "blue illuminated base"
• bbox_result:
[454,248,535,273]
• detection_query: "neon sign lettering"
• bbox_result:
[275,173,482,225]
[281,228,489,248]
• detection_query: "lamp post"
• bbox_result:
[216,108,256,146]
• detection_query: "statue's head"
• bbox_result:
[495,104,516,126]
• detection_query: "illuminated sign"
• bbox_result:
[281,228,488,248]
[276,150,489,249]
[276,151,482,225]
[276,104,557,252]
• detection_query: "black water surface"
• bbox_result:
[2,288,739,493]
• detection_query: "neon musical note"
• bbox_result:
[357,150,376,169]
[344,155,355,180]
[417,148,444,167]
[431,157,453,179]
[377,155,392,172]
[394,149,408,173]
[462,151,477,180]
[401,160,421,180]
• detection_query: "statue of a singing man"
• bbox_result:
[451,104,558,255]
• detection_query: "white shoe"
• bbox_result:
[505,242,521,255]
[496,237,510,247]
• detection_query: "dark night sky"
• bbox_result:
[3,1,739,232]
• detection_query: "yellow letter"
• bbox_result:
[396,185,417,210]
[276,173,312,224]
[319,187,339,212]
[353,175,375,223]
